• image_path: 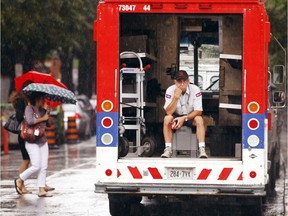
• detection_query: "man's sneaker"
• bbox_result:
[199,147,208,158]
[161,147,172,158]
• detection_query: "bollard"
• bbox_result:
[46,125,59,149]
[66,116,79,144]
[2,125,9,154]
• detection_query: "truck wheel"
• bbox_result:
[118,136,129,158]
[130,195,142,204]
[241,197,263,216]
[268,159,277,193]
[141,136,156,157]
[108,194,131,216]
[109,200,131,216]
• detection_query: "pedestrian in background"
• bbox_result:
[14,92,53,197]
[9,81,33,194]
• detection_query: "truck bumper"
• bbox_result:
[95,183,266,196]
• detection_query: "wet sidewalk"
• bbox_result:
[285,169,288,215]
[284,150,288,215]
[0,137,110,216]
[1,135,288,216]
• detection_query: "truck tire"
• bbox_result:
[141,136,156,157]
[130,195,142,204]
[118,136,129,158]
[108,194,131,216]
[241,197,263,216]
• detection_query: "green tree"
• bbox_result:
[266,0,287,67]
[1,0,98,96]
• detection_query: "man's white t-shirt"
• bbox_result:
[163,84,203,115]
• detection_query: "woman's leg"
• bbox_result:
[37,142,49,195]
[18,136,31,193]
[18,135,30,172]
[18,160,30,174]
[18,143,41,188]
[19,159,31,193]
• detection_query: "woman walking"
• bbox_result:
[14,92,53,197]
[10,81,32,193]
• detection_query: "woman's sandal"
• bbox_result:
[14,179,22,195]
[22,188,32,194]
[44,185,55,192]
[38,192,53,197]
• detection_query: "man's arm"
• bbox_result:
[165,97,179,115]
[165,87,182,115]
[173,110,202,129]
[185,110,202,121]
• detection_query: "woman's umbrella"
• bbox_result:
[22,83,77,105]
[14,71,67,91]
[15,71,68,107]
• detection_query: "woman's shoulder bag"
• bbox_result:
[20,107,44,143]
[20,120,44,143]
[4,114,21,134]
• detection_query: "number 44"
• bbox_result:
[143,5,151,11]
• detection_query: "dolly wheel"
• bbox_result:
[141,136,156,157]
[118,136,129,157]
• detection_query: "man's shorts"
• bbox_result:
[172,113,196,132]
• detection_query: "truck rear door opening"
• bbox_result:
[119,13,243,159]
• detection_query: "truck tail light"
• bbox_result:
[248,118,259,130]
[249,171,257,178]
[105,169,112,176]
[102,100,113,112]
[199,4,212,9]
[151,3,163,9]
[175,4,188,9]
[102,117,113,128]
[248,101,260,113]
[247,135,260,147]
[101,133,113,145]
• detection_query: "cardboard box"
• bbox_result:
[120,35,148,53]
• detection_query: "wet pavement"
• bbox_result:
[1,133,287,216]
[1,136,110,216]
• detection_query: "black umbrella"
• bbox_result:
[23,83,77,105]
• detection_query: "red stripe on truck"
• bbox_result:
[148,167,163,179]
[128,166,142,179]
[197,169,212,180]
[218,168,233,180]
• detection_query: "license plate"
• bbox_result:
[167,168,194,180]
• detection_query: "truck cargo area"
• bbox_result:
[118,13,243,159]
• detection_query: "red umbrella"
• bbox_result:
[14,71,68,108]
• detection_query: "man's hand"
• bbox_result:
[165,85,183,115]
[174,87,182,99]
[171,116,185,130]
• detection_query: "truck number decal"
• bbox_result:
[143,5,151,11]
[119,5,136,11]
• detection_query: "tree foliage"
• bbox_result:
[1,0,287,96]
[266,0,287,67]
[1,0,98,95]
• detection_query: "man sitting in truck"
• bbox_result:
[161,70,208,158]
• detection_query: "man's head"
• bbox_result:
[175,70,189,80]
[174,70,189,93]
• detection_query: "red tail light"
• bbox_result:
[75,113,81,119]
